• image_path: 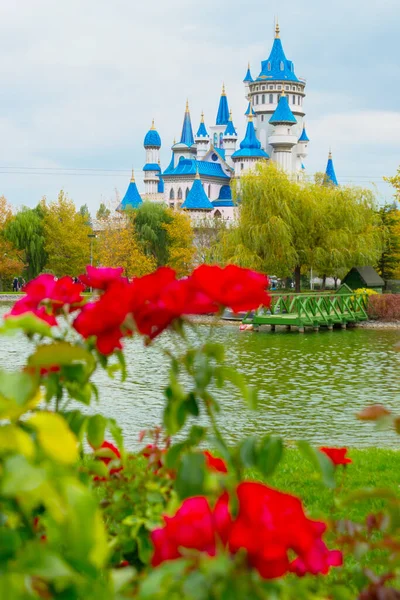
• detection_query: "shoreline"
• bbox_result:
[1,297,400,329]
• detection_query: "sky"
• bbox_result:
[0,0,399,214]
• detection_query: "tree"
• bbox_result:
[96,202,111,221]
[223,163,382,292]
[4,204,47,280]
[96,216,156,278]
[0,196,24,290]
[376,203,400,280]
[43,191,92,276]
[192,215,228,265]
[128,203,195,273]
[79,204,92,226]
[384,166,400,203]
[163,210,195,276]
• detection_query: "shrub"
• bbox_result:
[368,293,400,320]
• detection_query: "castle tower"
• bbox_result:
[181,169,214,212]
[325,150,339,186]
[173,100,197,162]
[296,122,310,176]
[268,91,298,173]
[223,111,238,167]
[143,120,162,195]
[209,84,230,149]
[195,112,210,159]
[243,62,253,98]
[117,169,143,212]
[245,23,307,172]
[232,113,269,178]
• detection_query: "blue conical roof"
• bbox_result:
[144,120,161,148]
[269,93,297,125]
[182,174,213,211]
[298,123,309,142]
[163,148,175,175]
[245,102,255,117]
[117,171,143,211]
[232,116,269,159]
[257,25,299,82]
[180,101,195,146]
[224,112,237,137]
[158,175,164,193]
[216,85,230,125]
[243,64,253,83]
[325,152,338,186]
[196,112,208,137]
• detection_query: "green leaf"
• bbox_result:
[256,436,283,477]
[0,313,53,338]
[137,526,153,564]
[239,436,258,468]
[28,412,79,465]
[28,342,95,369]
[87,415,107,450]
[297,441,336,489]
[0,370,40,419]
[108,418,124,453]
[1,455,47,496]
[63,410,88,441]
[115,350,127,382]
[176,453,206,500]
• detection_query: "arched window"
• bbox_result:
[292,95,295,104]
[269,93,273,103]
[262,94,265,103]
[213,133,218,146]
[256,95,259,104]
[214,210,222,219]
[261,115,264,122]
[280,61,284,71]
[298,96,301,105]
[177,188,182,200]
[185,187,190,199]
[208,184,211,198]
[170,188,175,200]
[219,133,224,148]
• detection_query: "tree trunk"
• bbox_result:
[294,265,301,293]
[334,276,338,290]
[321,274,327,291]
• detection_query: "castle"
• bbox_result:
[116,24,338,220]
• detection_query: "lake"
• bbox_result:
[1,304,399,449]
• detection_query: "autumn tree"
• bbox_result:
[163,210,195,276]
[0,196,24,290]
[384,166,400,203]
[43,191,92,277]
[375,203,400,280]
[223,163,382,292]
[96,202,111,220]
[4,204,47,280]
[96,215,156,278]
[192,215,228,265]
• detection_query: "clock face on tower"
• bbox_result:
[211,153,218,162]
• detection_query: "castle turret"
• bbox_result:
[223,111,238,167]
[268,91,298,173]
[117,169,143,212]
[209,84,230,149]
[232,113,269,177]
[296,122,310,176]
[181,169,214,212]
[325,150,338,186]
[173,101,197,161]
[143,120,162,195]
[243,62,253,98]
[195,112,209,159]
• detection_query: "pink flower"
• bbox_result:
[79,266,124,291]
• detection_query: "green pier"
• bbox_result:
[241,290,368,332]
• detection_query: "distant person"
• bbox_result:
[12,277,18,292]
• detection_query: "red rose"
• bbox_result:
[151,494,232,567]
[191,265,271,312]
[93,440,123,480]
[7,297,58,326]
[73,279,131,354]
[79,266,124,291]
[319,447,352,466]
[22,274,57,303]
[50,276,85,309]
[203,451,228,473]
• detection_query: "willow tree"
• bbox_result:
[0,196,23,289]
[4,204,47,280]
[43,191,92,277]
[223,163,382,292]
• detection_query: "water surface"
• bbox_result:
[1,304,399,449]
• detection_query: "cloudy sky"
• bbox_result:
[0,0,399,214]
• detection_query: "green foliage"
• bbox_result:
[376,203,400,279]
[129,202,173,266]
[3,204,47,280]
[96,202,111,220]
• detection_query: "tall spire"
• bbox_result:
[298,122,310,143]
[180,101,194,146]
[269,93,297,125]
[224,110,237,137]
[243,62,254,83]
[131,168,135,182]
[257,21,299,82]
[325,150,338,186]
[151,119,155,130]
[216,84,230,125]
[275,19,280,38]
[196,111,208,138]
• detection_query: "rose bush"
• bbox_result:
[0,264,398,599]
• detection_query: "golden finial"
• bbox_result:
[281,88,286,97]
[151,118,155,130]
[248,61,250,70]
[195,165,201,180]
[222,83,226,96]
[248,112,254,122]
[328,148,332,159]
[201,111,205,123]
[186,99,190,113]
[229,110,233,121]
[158,159,161,165]
[303,121,306,129]
[275,19,280,38]
[173,137,176,145]
[130,168,135,182]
